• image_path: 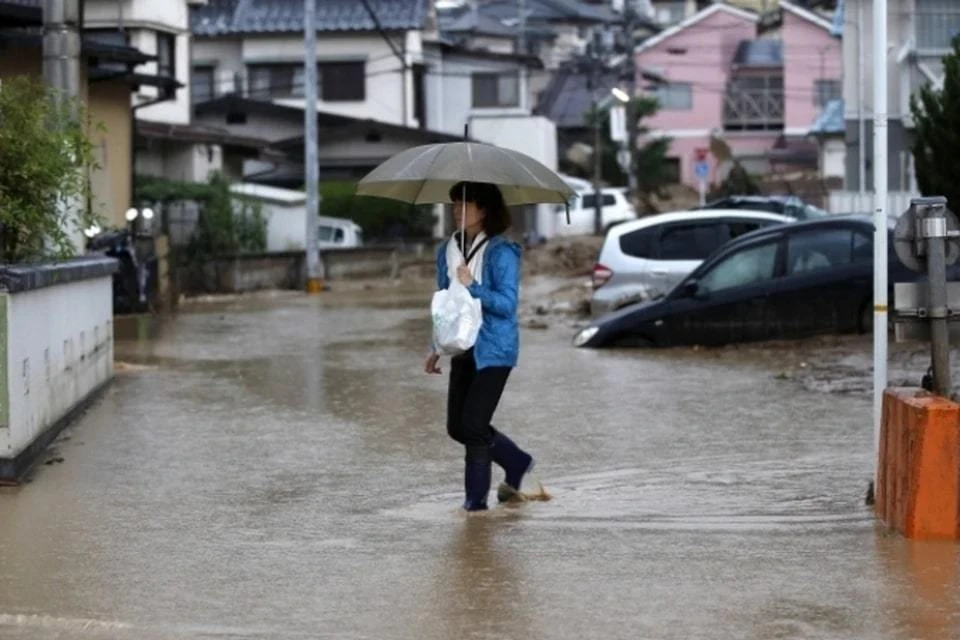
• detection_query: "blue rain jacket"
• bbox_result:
[435,234,522,369]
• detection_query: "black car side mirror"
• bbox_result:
[682,280,702,299]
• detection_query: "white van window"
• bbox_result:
[581,193,617,209]
[318,225,334,241]
[333,228,344,242]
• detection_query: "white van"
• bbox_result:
[317,216,363,249]
[555,187,637,236]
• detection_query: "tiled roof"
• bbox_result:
[535,66,619,129]
[810,98,844,135]
[440,10,519,37]
[191,0,430,37]
[731,39,783,67]
[465,0,617,25]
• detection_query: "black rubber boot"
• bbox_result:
[490,431,534,503]
[462,459,491,511]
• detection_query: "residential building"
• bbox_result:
[192,95,464,186]
[0,0,175,231]
[189,1,563,239]
[83,0,197,125]
[80,0,274,208]
[588,0,838,28]
[435,0,626,70]
[633,1,841,188]
[423,42,545,130]
[190,0,432,129]
[534,67,622,173]
[808,97,845,179]
[840,0,960,193]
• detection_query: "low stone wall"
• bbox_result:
[181,245,432,294]
[0,257,118,482]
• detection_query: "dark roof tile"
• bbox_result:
[536,66,618,129]
[192,0,429,36]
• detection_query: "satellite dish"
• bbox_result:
[893,203,960,272]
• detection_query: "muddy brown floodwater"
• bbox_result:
[0,277,957,639]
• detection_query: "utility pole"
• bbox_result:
[587,44,603,237]
[304,0,322,293]
[872,0,889,487]
[43,0,82,252]
[623,2,638,199]
[593,95,603,236]
[43,0,81,105]
[518,0,528,111]
[858,0,866,195]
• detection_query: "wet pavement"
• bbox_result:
[0,279,958,639]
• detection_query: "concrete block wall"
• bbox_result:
[0,257,117,481]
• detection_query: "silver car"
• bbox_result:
[590,209,795,317]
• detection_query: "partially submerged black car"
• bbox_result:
[573,215,950,349]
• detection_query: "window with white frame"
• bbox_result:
[654,82,693,110]
[916,0,960,50]
[471,72,520,108]
[247,62,365,101]
[248,64,304,99]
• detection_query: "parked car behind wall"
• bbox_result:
[590,210,794,316]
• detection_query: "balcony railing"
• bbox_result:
[723,75,784,131]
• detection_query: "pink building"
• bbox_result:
[633,1,842,190]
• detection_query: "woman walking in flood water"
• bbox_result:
[423,181,535,511]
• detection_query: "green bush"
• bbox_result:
[911,35,960,213]
[135,172,267,259]
[320,180,435,239]
[0,76,101,263]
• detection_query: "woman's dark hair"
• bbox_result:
[449,181,511,236]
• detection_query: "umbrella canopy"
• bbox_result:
[355,141,576,206]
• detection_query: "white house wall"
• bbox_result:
[842,0,909,121]
[84,0,193,125]
[193,38,246,94]
[239,33,416,127]
[84,0,186,30]
[425,53,533,137]
[469,115,560,238]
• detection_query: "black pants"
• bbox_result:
[447,350,511,464]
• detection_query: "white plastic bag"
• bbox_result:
[431,279,482,356]
[431,234,485,356]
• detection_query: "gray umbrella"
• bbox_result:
[355,141,576,207]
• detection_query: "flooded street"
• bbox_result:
[0,278,958,639]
